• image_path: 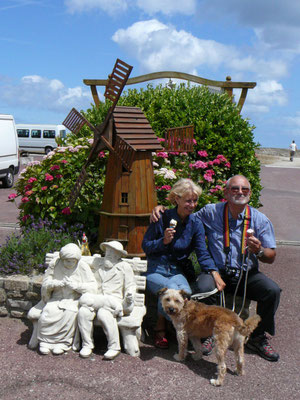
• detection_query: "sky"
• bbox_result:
[1,0,300,148]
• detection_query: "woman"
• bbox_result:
[37,243,97,355]
[142,178,215,348]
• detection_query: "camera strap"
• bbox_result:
[223,202,251,266]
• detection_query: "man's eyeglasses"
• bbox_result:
[229,186,250,195]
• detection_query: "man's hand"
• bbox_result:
[247,236,276,264]
[211,271,226,291]
[150,205,166,223]
[247,235,261,254]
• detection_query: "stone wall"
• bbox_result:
[0,275,42,318]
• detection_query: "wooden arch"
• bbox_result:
[84,71,256,113]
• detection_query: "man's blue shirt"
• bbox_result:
[197,202,276,273]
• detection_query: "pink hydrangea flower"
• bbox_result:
[62,207,71,215]
[225,162,231,168]
[25,190,33,196]
[216,154,228,163]
[156,152,169,159]
[50,165,60,171]
[203,174,214,182]
[24,184,32,191]
[98,151,105,158]
[212,158,221,165]
[41,186,47,191]
[189,161,208,169]
[198,150,208,157]
[157,138,165,142]
[45,173,54,181]
[21,197,29,203]
[192,139,197,145]
[22,215,30,222]
[60,159,68,164]
[8,193,17,200]
[161,185,172,190]
[55,174,63,179]
[28,177,37,183]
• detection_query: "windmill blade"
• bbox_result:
[69,168,88,208]
[114,135,136,171]
[104,59,133,106]
[63,108,96,135]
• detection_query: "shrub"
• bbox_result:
[0,218,84,275]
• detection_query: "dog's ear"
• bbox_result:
[157,287,168,298]
[179,290,190,300]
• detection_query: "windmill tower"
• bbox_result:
[63,59,194,256]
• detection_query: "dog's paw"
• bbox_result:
[210,378,222,387]
[191,352,202,361]
[234,368,245,376]
[173,353,184,362]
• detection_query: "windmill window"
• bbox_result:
[121,192,128,203]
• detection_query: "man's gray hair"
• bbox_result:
[225,175,251,189]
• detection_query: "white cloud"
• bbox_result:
[0,75,92,113]
[64,0,128,15]
[245,80,287,113]
[112,19,288,82]
[112,20,235,73]
[136,0,196,16]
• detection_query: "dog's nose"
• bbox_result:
[168,307,175,314]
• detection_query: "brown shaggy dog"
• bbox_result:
[158,288,261,386]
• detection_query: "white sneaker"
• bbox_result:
[79,347,92,358]
[103,349,120,360]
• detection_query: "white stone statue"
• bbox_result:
[78,241,136,360]
[27,243,97,355]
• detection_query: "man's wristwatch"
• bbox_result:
[256,248,264,259]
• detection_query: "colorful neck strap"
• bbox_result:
[223,202,251,256]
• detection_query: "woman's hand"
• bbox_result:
[163,227,175,245]
[211,271,226,291]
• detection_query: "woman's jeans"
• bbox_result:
[145,264,191,320]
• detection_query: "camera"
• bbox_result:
[225,266,241,280]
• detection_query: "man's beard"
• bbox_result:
[230,195,250,205]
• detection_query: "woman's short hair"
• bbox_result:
[168,178,202,205]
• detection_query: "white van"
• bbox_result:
[0,114,20,188]
[16,124,67,155]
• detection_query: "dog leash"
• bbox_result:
[221,229,254,317]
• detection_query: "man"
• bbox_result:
[289,140,297,161]
[152,175,281,361]
[78,241,136,360]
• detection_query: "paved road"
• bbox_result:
[0,157,299,400]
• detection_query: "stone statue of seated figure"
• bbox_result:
[78,241,137,360]
[27,243,97,355]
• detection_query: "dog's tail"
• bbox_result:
[237,314,261,337]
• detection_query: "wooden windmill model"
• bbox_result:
[63,59,194,256]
